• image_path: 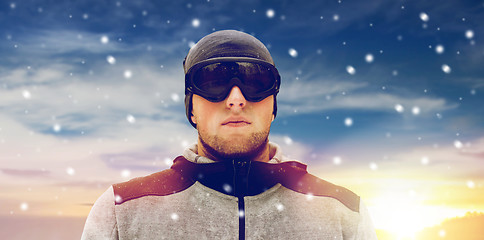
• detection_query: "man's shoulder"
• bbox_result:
[113,158,195,205]
[279,162,360,213]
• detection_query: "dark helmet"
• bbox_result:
[183,30,280,128]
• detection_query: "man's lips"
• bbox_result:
[221,117,251,126]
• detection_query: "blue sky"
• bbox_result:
[1,0,484,238]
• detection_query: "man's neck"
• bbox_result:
[197,140,271,163]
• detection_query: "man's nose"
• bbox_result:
[225,86,246,110]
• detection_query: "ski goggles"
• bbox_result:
[185,58,281,102]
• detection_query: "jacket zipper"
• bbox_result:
[238,196,245,240]
[233,159,251,240]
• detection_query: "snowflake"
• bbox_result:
[306,193,314,201]
[394,104,404,113]
[192,19,200,28]
[465,30,474,39]
[100,35,109,44]
[20,202,28,211]
[66,167,75,176]
[344,117,353,127]
[126,114,136,124]
[333,156,342,165]
[53,124,62,132]
[22,90,31,99]
[124,70,132,79]
[435,45,444,54]
[454,140,463,149]
[441,64,451,74]
[419,12,429,22]
[467,180,475,189]
[223,184,232,193]
[369,162,378,170]
[365,53,374,63]
[288,48,298,58]
[171,93,180,102]
[106,55,116,65]
[346,65,355,75]
[266,9,275,18]
[121,169,131,178]
[276,203,284,211]
[412,106,420,115]
[283,136,293,145]
[171,213,179,221]
[421,156,429,165]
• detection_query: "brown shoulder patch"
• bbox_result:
[270,162,360,212]
[278,165,360,212]
[113,160,195,205]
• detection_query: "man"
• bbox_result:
[82,30,377,239]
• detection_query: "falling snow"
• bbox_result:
[394,104,404,113]
[454,140,463,149]
[467,180,475,189]
[369,162,378,170]
[306,193,314,201]
[465,30,474,39]
[121,169,131,178]
[288,48,298,58]
[100,35,109,44]
[20,202,28,211]
[421,156,429,165]
[346,65,356,75]
[124,70,132,79]
[106,55,116,64]
[66,167,75,176]
[441,64,451,74]
[276,203,284,211]
[439,229,446,237]
[435,45,444,54]
[419,12,429,22]
[126,114,136,123]
[53,124,62,132]
[223,183,232,193]
[192,19,200,28]
[171,93,180,102]
[283,136,293,145]
[22,90,31,99]
[412,106,420,115]
[266,9,275,18]
[344,117,353,127]
[333,156,342,165]
[365,53,374,63]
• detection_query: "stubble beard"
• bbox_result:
[198,129,270,162]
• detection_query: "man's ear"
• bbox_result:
[271,114,275,122]
[191,113,197,124]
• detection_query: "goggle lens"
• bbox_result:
[187,61,280,102]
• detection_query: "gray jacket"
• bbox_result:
[81,143,377,239]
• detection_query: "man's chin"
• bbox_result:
[199,132,269,162]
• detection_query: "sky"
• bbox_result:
[1,0,483,239]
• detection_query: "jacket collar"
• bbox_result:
[171,155,308,197]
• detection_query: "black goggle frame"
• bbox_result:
[185,57,281,102]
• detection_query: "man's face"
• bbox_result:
[191,86,274,160]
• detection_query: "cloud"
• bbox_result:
[277,79,455,116]
[0,168,51,178]
[100,146,176,171]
